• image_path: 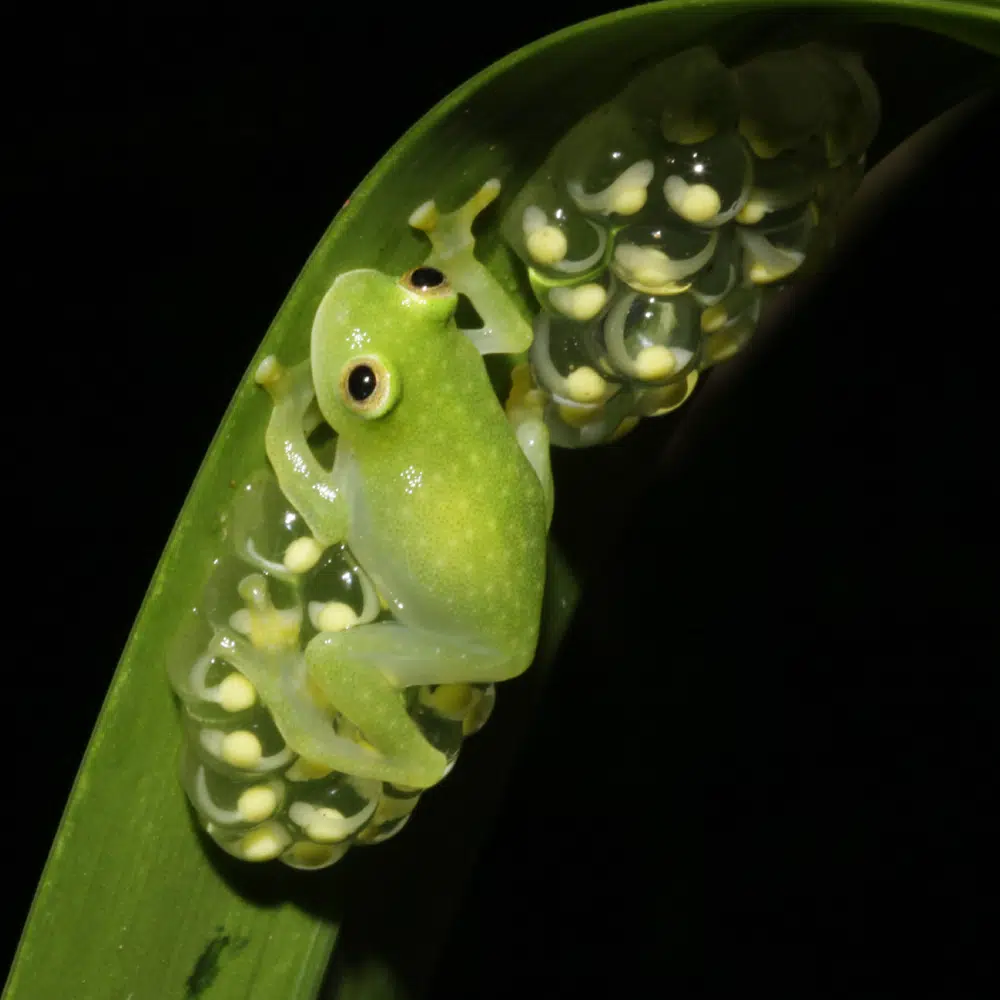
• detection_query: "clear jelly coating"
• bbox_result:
[168,468,498,868]
[502,42,879,447]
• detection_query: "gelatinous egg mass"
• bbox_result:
[502,42,879,447]
[167,469,497,869]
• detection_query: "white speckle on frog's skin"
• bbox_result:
[349,328,370,352]
[400,464,424,496]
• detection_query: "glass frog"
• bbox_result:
[243,183,553,792]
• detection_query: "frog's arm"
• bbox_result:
[409,179,533,356]
[254,355,348,547]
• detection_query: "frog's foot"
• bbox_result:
[409,179,533,356]
[305,622,529,788]
[254,357,323,435]
[209,627,390,782]
[254,355,293,398]
[505,364,554,527]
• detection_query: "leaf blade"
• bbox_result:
[6,3,997,998]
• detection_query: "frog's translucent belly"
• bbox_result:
[347,469,545,656]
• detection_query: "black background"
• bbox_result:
[3,10,997,995]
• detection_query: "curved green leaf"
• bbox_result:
[5,3,996,999]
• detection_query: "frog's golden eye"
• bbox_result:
[401,266,451,296]
[339,355,398,418]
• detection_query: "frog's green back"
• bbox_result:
[310,268,548,649]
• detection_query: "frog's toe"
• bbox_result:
[408,198,439,233]
[254,355,286,392]
[408,177,501,250]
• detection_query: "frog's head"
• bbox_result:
[311,266,462,437]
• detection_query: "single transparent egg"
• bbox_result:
[689,225,742,307]
[698,283,763,367]
[355,785,423,846]
[597,289,701,387]
[208,819,295,864]
[735,44,840,160]
[190,704,295,780]
[167,611,221,718]
[817,47,881,167]
[530,311,619,407]
[814,154,866,220]
[625,45,739,145]
[554,103,662,224]
[304,543,381,637]
[281,839,351,870]
[735,140,826,227]
[738,203,817,285]
[530,268,616,325]
[661,131,752,227]
[175,648,259,724]
[406,686,467,768]
[501,172,612,280]
[224,469,316,580]
[462,684,497,737]
[285,772,381,846]
[632,370,701,417]
[611,221,718,296]
[542,389,639,449]
[180,743,286,833]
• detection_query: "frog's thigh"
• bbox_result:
[514,416,554,526]
[306,620,515,690]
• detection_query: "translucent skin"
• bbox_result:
[311,270,548,658]
[255,267,550,789]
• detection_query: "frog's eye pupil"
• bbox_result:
[410,266,445,289]
[347,364,377,402]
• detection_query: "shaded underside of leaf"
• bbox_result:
[5,3,996,999]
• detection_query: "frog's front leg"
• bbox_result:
[254,355,348,547]
[409,179,533,356]
[305,623,526,788]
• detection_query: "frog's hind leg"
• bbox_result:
[305,622,523,788]
[513,417,553,528]
[207,629,390,781]
[409,179,533,356]
[505,363,554,526]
